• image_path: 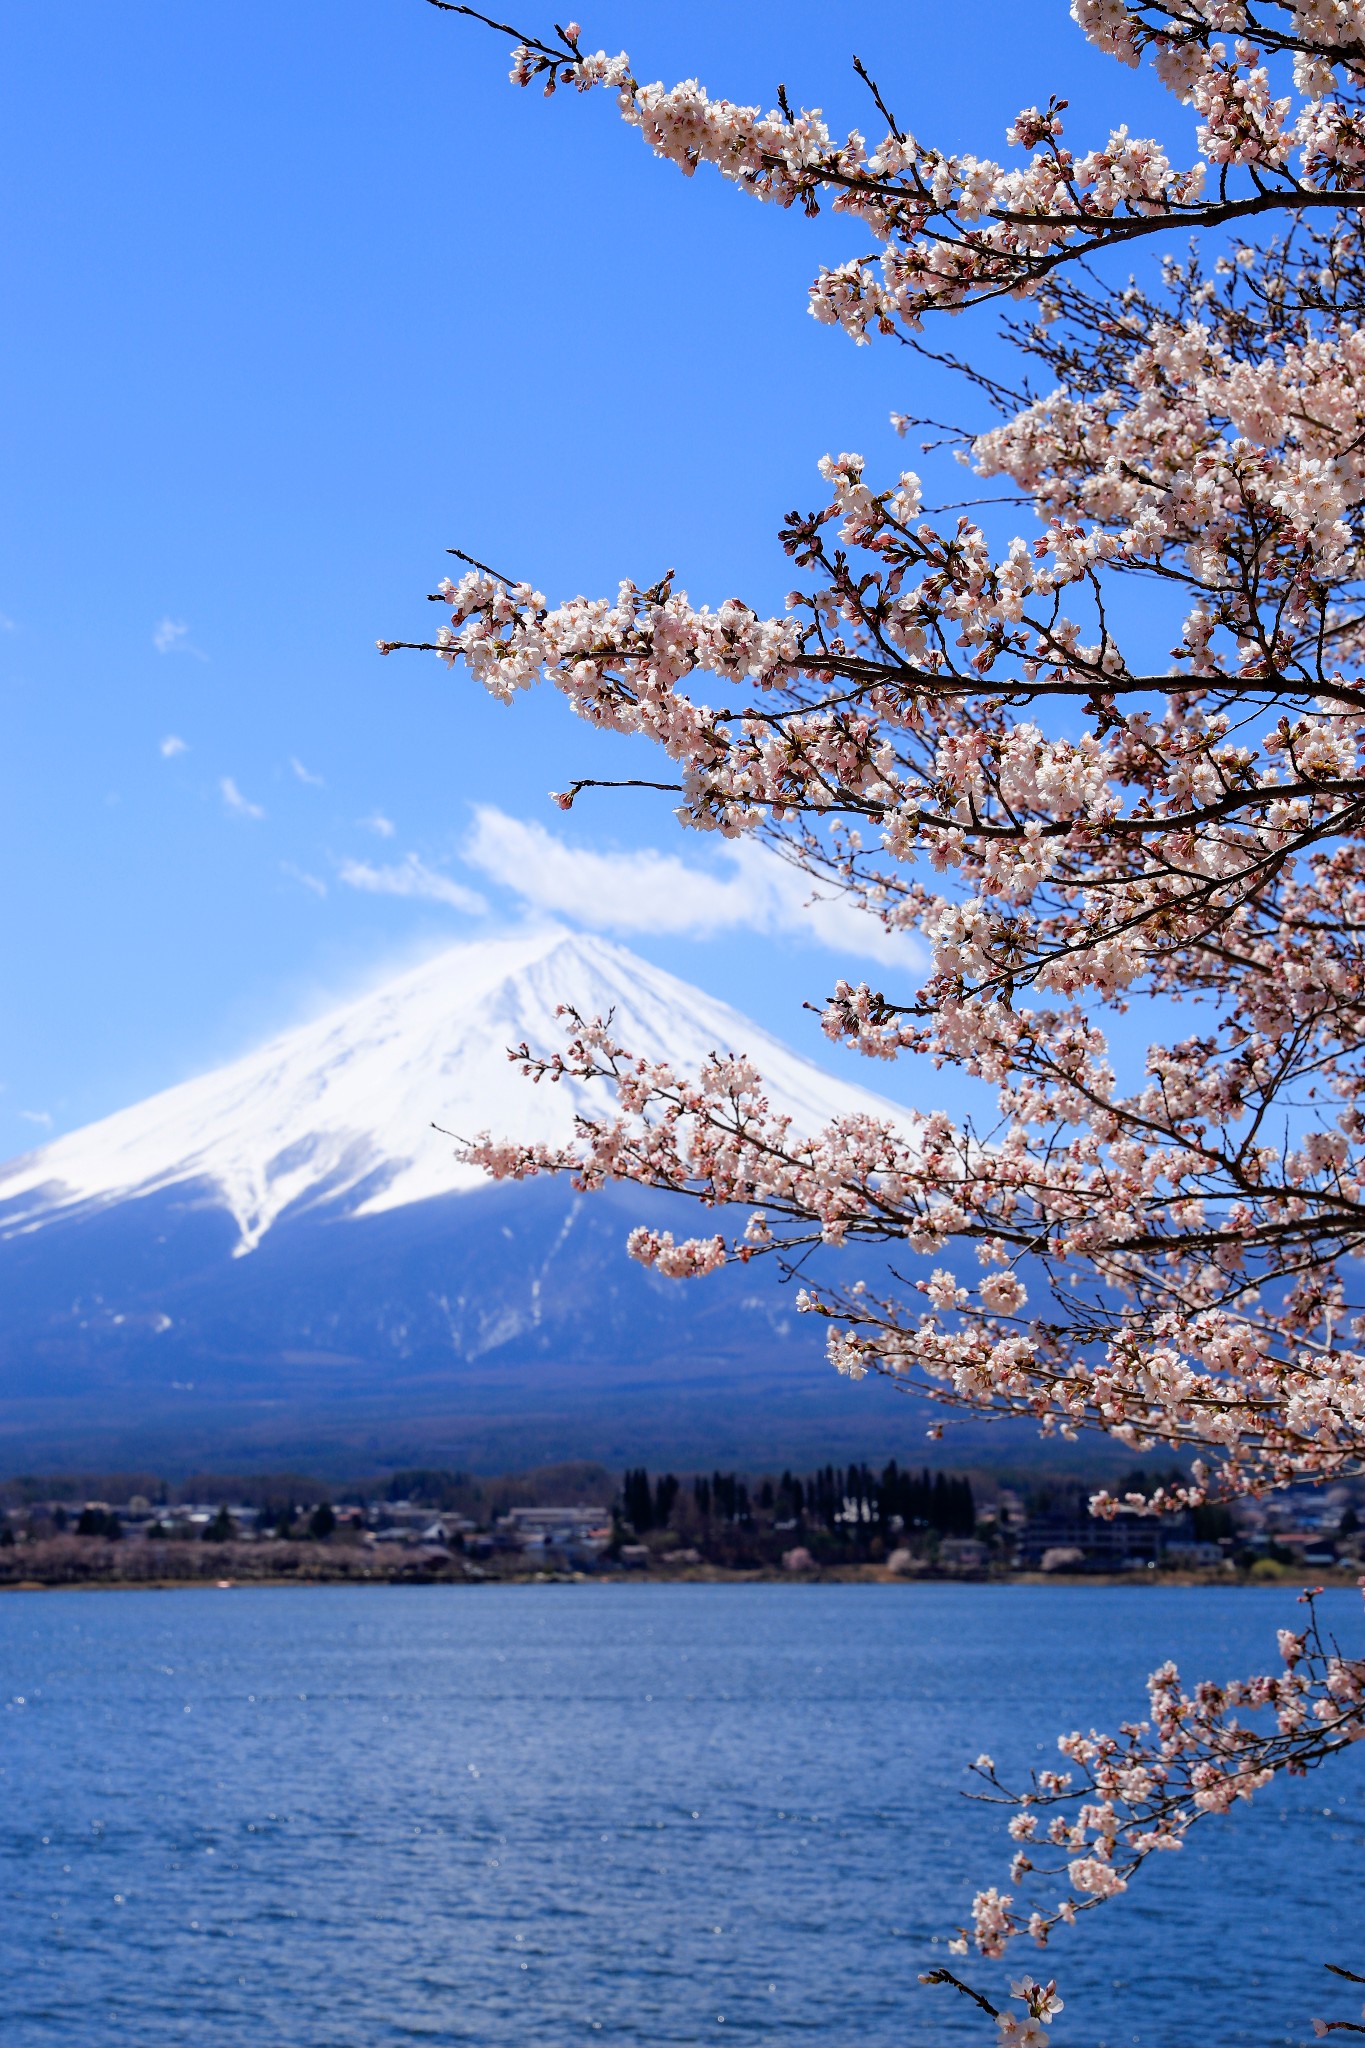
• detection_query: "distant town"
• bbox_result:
[1,1459,1361,1588]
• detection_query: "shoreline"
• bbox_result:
[3,1562,1359,1592]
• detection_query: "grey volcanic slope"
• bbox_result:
[0,1176,953,1474]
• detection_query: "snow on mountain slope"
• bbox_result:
[0,927,914,1255]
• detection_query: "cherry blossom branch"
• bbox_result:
[429,3,1365,328]
[454,1007,1365,1498]
[941,1590,1364,2019]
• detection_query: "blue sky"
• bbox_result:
[0,2,1181,1147]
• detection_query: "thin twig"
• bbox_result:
[918,1967,1000,2019]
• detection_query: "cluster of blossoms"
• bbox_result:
[412,0,1365,2032]
[949,1591,1365,1961]
[459,1001,1365,1508]
[918,1967,1066,2043]
[437,0,1365,329]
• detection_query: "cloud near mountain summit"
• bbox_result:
[462,806,916,964]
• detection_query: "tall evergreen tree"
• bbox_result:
[623,1469,653,1532]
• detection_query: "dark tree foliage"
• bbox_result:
[1119,1467,1188,1501]
[793,1462,976,1537]
[621,1468,654,1533]
[626,1461,975,1542]
[1192,1501,1235,1543]
[75,1506,121,1540]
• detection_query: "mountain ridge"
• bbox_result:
[0,926,914,1253]
[0,928,947,1473]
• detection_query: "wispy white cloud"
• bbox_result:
[281,861,327,898]
[463,806,918,965]
[153,617,206,659]
[338,854,485,914]
[19,1109,52,1129]
[730,841,920,963]
[0,611,15,632]
[221,776,265,821]
[290,756,325,787]
[160,734,188,758]
[360,811,396,838]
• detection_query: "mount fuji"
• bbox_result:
[0,928,935,1475]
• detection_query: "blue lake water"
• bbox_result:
[1,1582,1361,2047]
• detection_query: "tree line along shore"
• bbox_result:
[2,1459,1361,1588]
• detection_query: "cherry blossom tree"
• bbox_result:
[386,3,1365,2033]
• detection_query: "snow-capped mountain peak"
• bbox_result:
[0,927,912,1255]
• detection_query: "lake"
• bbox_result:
[1,1583,1360,2046]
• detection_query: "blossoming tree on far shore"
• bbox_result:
[387,3,1365,2035]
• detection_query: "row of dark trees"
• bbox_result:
[621,1469,681,1532]
[779,1463,976,1537]
[42,1502,340,1543]
[0,1504,124,1543]
[621,1462,976,1538]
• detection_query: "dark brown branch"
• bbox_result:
[917,1968,1000,2019]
